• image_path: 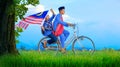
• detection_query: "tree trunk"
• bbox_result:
[0,0,18,55]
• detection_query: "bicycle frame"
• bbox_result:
[64,24,84,49]
[64,29,78,48]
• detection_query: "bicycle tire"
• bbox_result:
[72,36,95,55]
[38,37,60,55]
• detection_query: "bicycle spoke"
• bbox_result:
[72,36,95,55]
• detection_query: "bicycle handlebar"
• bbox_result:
[69,24,76,29]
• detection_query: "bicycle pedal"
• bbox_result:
[45,48,48,50]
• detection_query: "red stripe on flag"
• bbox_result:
[22,19,42,24]
[17,21,29,29]
[25,18,43,22]
[21,22,23,28]
[22,22,26,29]
[24,24,29,29]
[25,16,43,21]
[19,21,22,27]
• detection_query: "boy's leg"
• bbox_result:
[59,34,65,48]
[63,30,70,41]
[59,34,66,53]
[47,33,57,44]
[59,30,69,48]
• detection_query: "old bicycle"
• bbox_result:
[38,23,95,55]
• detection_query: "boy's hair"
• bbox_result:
[58,6,65,11]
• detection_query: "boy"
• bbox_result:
[53,6,73,53]
[41,9,57,48]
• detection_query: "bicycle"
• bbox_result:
[38,23,95,55]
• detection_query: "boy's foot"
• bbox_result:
[60,48,66,53]
[42,40,47,48]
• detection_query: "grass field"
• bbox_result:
[0,50,120,67]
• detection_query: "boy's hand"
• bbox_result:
[41,26,45,31]
[67,23,74,26]
[50,9,55,15]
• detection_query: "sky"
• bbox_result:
[17,0,120,50]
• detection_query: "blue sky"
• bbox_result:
[17,0,120,50]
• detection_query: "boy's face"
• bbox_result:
[45,15,50,21]
[60,9,65,15]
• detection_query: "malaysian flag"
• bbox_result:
[16,10,49,29]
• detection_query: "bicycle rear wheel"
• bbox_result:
[72,36,95,55]
[38,37,60,55]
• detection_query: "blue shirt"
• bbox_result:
[53,14,68,31]
[43,15,55,36]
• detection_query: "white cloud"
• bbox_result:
[25,4,45,15]
[63,14,70,20]
[62,14,83,24]
[35,5,45,12]
[25,4,34,8]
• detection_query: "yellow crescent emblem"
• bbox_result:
[37,12,43,16]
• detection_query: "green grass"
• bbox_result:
[0,50,120,67]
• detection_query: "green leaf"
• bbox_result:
[17,27,23,32]
[16,39,20,44]
[15,31,20,37]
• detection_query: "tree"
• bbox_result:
[0,0,39,55]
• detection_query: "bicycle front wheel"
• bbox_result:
[72,36,95,55]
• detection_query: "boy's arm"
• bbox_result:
[56,15,68,27]
[49,9,56,22]
[49,15,55,22]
